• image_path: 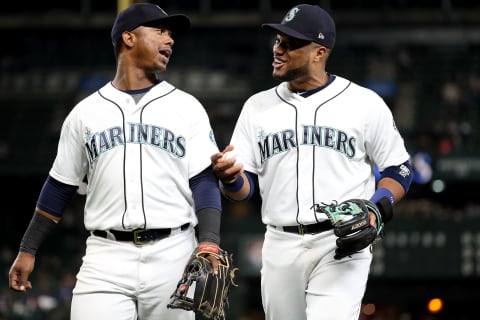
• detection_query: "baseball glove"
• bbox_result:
[167,248,239,320]
[315,199,384,260]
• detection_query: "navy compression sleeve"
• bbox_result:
[190,167,222,211]
[36,175,78,218]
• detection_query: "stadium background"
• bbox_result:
[1,0,480,319]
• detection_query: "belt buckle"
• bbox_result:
[297,224,305,235]
[133,229,149,245]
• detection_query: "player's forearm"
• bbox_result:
[19,175,77,255]
[20,211,59,255]
[196,208,221,245]
[377,177,405,203]
[370,178,406,224]
[220,172,251,201]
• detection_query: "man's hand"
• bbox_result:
[9,252,35,292]
[211,145,243,184]
[197,241,221,275]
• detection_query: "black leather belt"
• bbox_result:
[93,223,190,245]
[272,220,333,235]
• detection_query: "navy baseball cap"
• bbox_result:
[262,4,336,49]
[111,3,191,46]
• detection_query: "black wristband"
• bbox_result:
[196,207,221,245]
[20,212,57,255]
[376,197,394,223]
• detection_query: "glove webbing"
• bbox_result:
[316,200,367,225]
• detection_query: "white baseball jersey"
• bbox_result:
[231,75,410,227]
[49,81,219,231]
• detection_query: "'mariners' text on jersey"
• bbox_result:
[85,122,186,163]
[258,125,356,163]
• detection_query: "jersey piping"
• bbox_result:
[274,80,353,225]
[97,86,177,230]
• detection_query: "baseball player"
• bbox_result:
[211,4,413,320]
[8,3,223,320]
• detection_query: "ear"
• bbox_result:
[121,31,135,48]
[313,46,328,62]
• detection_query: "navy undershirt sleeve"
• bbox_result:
[189,167,222,211]
[36,175,79,218]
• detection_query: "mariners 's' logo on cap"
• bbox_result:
[283,7,300,22]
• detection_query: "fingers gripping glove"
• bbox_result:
[315,199,384,260]
[167,247,239,320]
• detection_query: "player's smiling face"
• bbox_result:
[130,25,174,74]
[271,34,316,83]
